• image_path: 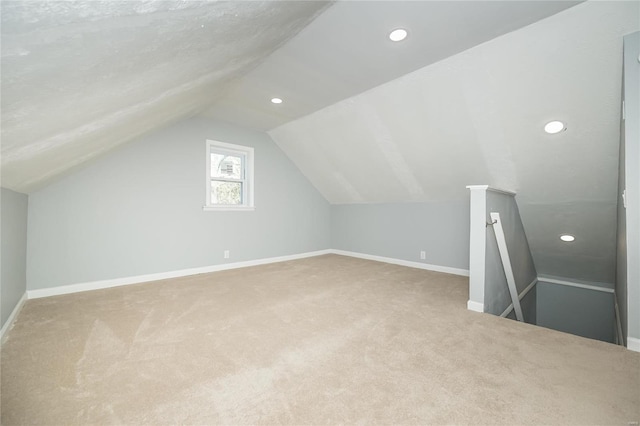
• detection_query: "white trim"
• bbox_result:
[1,292,27,344]
[467,185,488,314]
[490,212,523,322]
[465,185,517,318]
[628,337,640,352]
[202,206,255,212]
[205,139,254,210]
[27,250,332,299]
[537,277,615,294]
[500,278,538,318]
[466,185,516,196]
[329,249,469,277]
[467,300,484,313]
[25,249,469,301]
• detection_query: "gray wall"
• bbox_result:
[484,191,537,322]
[331,198,470,271]
[618,31,640,345]
[537,281,615,343]
[1,188,28,328]
[26,117,330,290]
[616,76,628,345]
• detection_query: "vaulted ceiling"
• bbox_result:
[1,0,581,193]
[2,1,637,285]
[0,0,329,192]
[269,1,639,284]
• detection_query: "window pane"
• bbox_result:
[211,153,242,179]
[211,181,242,205]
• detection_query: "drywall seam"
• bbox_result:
[0,292,27,344]
[330,249,470,276]
[27,250,332,299]
[358,105,424,199]
[500,278,538,318]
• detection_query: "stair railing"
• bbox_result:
[488,212,524,322]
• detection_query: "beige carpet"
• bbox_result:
[1,254,638,425]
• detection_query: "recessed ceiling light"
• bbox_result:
[544,120,566,134]
[560,234,575,242]
[271,98,283,104]
[389,29,408,42]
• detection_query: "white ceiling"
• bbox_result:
[0,0,329,192]
[201,0,583,131]
[1,0,636,284]
[269,1,639,284]
[1,1,582,193]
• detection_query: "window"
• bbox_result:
[204,140,254,211]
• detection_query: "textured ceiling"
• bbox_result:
[0,0,329,192]
[1,1,582,193]
[269,1,639,284]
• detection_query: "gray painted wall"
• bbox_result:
[616,79,628,345]
[537,281,614,343]
[484,191,537,323]
[1,188,28,328]
[619,31,640,345]
[26,117,330,290]
[331,199,469,271]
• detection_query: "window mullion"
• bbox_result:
[211,177,242,183]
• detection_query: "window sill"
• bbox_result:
[202,205,255,212]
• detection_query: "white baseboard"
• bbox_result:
[500,278,538,318]
[1,292,28,344]
[26,249,469,301]
[330,249,469,277]
[27,249,332,299]
[467,300,484,313]
[628,337,640,352]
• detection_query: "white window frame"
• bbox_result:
[203,140,254,211]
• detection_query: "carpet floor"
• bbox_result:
[1,254,638,425]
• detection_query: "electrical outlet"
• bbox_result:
[420,250,426,260]
[224,250,230,259]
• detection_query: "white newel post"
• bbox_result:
[466,185,488,312]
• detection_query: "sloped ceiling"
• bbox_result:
[201,0,582,130]
[0,0,329,192]
[1,0,582,193]
[269,1,640,284]
[2,1,636,285]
